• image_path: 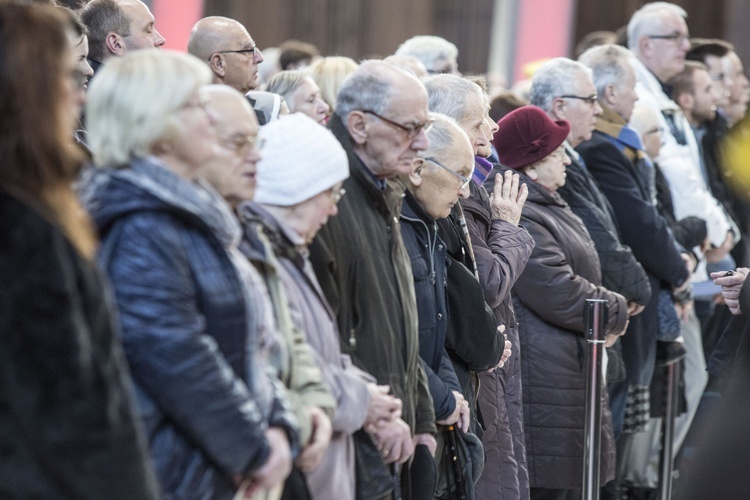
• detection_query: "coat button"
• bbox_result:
[436,313,443,320]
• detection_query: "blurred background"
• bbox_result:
[63,0,750,87]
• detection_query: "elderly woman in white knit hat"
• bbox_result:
[237,112,405,500]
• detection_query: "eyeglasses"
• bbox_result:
[209,47,257,61]
[423,157,471,190]
[558,94,599,105]
[646,32,690,43]
[360,109,434,140]
[218,134,264,156]
[328,186,346,204]
[645,126,664,136]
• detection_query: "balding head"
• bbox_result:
[188,16,264,93]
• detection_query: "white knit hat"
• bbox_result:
[254,113,349,206]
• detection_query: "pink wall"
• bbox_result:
[152,0,204,52]
[512,0,576,83]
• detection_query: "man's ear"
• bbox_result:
[639,36,653,60]
[105,32,125,57]
[408,158,425,187]
[604,83,618,107]
[675,91,693,113]
[208,53,226,78]
[551,97,566,120]
[346,111,368,145]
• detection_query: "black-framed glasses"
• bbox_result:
[208,47,257,61]
[360,109,434,140]
[218,134,264,156]
[423,157,471,190]
[646,32,690,43]
[558,94,599,105]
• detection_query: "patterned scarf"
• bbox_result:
[595,104,650,166]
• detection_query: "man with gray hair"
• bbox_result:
[627,4,736,494]
[530,57,649,493]
[576,45,690,494]
[395,35,459,75]
[530,56,649,332]
[80,0,165,75]
[423,73,534,500]
[307,60,437,499]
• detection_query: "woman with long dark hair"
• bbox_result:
[0,3,158,498]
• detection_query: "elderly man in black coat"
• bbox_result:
[308,61,437,500]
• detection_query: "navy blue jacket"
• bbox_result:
[400,191,461,420]
[81,159,298,500]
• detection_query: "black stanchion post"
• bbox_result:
[658,352,683,500]
[582,299,607,500]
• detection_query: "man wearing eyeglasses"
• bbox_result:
[530,57,650,324]
[308,60,438,500]
[188,17,265,102]
[625,2,736,495]
[80,0,165,75]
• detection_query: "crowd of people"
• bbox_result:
[2,0,750,499]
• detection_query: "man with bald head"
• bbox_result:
[80,0,165,74]
[308,60,438,499]
[188,16,265,95]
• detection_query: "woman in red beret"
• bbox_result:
[492,106,628,499]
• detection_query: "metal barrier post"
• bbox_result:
[582,299,608,500]
[658,351,684,500]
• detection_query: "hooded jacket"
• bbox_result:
[80,158,298,500]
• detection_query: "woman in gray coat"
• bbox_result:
[493,106,628,499]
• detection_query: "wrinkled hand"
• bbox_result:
[490,170,528,225]
[705,232,735,264]
[627,301,645,317]
[674,253,694,294]
[437,391,469,426]
[605,333,620,348]
[373,418,414,465]
[414,433,438,457]
[251,427,293,490]
[711,267,749,315]
[296,406,333,472]
[364,384,402,432]
[674,300,692,322]
[487,325,511,373]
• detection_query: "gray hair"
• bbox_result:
[422,74,484,124]
[87,50,213,166]
[529,57,594,112]
[334,61,399,118]
[395,35,458,73]
[423,113,467,159]
[265,69,308,103]
[578,44,636,96]
[627,2,688,55]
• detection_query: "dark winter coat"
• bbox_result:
[309,114,436,499]
[80,158,298,500]
[557,147,652,307]
[510,166,625,489]
[400,190,462,421]
[462,171,535,500]
[578,124,689,386]
[0,190,159,499]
